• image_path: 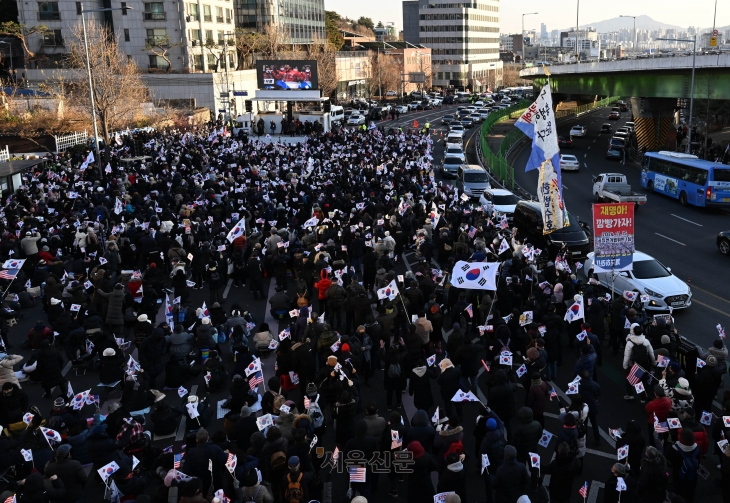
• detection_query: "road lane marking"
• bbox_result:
[587,481,606,503]
[655,233,686,246]
[671,214,703,226]
[692,299,730,318]
[562,185,569,190]
[588,146,591,150]
[689,284,730,305]
[584,154,587,158]
[223,278,233,298]
[593,139,596,143]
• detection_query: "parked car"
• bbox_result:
[395,105,408,114]
[560,154,580,171]
[606,146,623,160]
[407,102,420,110]
[385,90,397,97]
[583,251,692,311]
[608,137,626,151]
[479,188,520,217]
[443,95,456,105]
[416,101,433,110]
[558,136,573,149]
[570,125,586,137]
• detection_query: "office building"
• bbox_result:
[540,23,547,40]
[402,1,420,45]
[403,0,502,91]
[561,28,600,60]
[16,0,237,73]
[234,0,325,44]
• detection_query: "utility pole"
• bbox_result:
[575,0,580,63]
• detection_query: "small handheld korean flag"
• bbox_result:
[67,381,74,399]
[21,449,33,462]
[668,417,682,429]
[178,386,188,398]
[617,477,627,492]
[724,416,730,428]
[186,402,200,419]
[451,389,480,402]
[481,453,490,474]
[529,452,540,469]
[23,412,34,424]
[617,445,629,460]
[309,435,318,451]
[700,411,713,426]
[427,354,436,367]
[432,407,440,425]
[697,358,706,369]
[516,364,527,378]
[98,460,120,483]
[567,382,579,395]
[538,430,554,448]
[499,354,513,366]
[498,238,509,255]
[634,381,645,394]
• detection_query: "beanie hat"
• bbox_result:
[504,445,517,459]
[661,335,671,344]
[103,348,116,357]
[341,343,350,352]
[288,456,300,467]
[407,440,425,458]
[202,317,211,325]
[668,361,681,373]
[715,339,724,349]
[196,428,208,441]
[613,463,627,476]
[56,444,72,458]
[486,418,497,431]
[654,384,665,397]
[675,377,691,394]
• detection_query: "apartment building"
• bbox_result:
[233,0,325,44]
[17,0,237,73]
[403,0,502,91]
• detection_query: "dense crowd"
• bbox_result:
[0,122,728,503]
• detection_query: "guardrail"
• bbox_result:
[479,96,621,189]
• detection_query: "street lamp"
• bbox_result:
[658,36,696,154]
[80,4,133,176]
[522,12,538,57]
[0,41,13,76]
[619,15,636,56]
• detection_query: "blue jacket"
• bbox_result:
[573,353,597,379]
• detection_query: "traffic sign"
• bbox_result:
[712,29,719,36]
[711,36,717,47]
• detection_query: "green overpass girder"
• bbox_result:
[530,70,730,100]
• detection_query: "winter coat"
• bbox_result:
[98,353,124,385]
[381,345,408,391]
[17,472,66,503]
[409,366,437,411]
[97,288,125,326]
[512,406,542,463]
[645,396,672,424]
[406,410,436,453]
[454,340,484,377]
[0,384,29,425]
[436,364,462,402]
[195,324,218,349]
[43,456,88,503]
[37,346,65,387]
[493,458,530,503]
[437,460,467,502]
[433,425,464,458]
[406,453,438,503]
[168,331,194,358]
[0,354,24,388]
[543,454,581,502]
[314,270,332,300]
[623,334,655,370]
[525,381,549,418]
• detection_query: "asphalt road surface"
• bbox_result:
[509,106,730,350]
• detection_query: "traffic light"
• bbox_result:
[245,100,252,112]
[323,100,331,113]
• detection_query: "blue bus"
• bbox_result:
[640,151,730,207]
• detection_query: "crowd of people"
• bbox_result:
[0,120,727,503]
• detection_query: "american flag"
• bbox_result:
[579,481,589,498]
[163,445,173,454]
[0,269,18,280]
[653,414,669,433]
[249,371,263,390]
[464,304,473,318]
[174,454,183,469]
[550,388,557,401]
[626,364,645,386]
[4,495,16,503]
[349,466,366,483]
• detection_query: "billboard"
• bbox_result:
[592,203,635,273]
[256,60,318,90]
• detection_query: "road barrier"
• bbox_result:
[479,96,621,189]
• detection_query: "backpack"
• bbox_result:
[387,363,401,378]
[576,417,587,438]
[307,400,325,429]
[678,446,699,481]
[243,486,260,503]
[444,439,464,458]
[270,451,288,472]
[296,293,308,307]
[284,473,304,503]
[567,435,580,458]
[208,364,228,391]
[631,343,650,368]
[210,271,221,282]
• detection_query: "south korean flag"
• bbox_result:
[450,261,500,291]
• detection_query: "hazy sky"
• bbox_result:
[326,0,727,34]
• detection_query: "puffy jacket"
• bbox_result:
[97,287,125,326]
[0,354,24,387]
[0,384,29,425]
[645,396,672,424]
[313,270,332,300]
[511,406,542,462]
[623,334,655,370]
[44,456,88,503]
[168,331,193,358]
[325,284,347,308]
[195,324,217,349]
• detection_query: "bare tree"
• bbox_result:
[234,29,264,69]
[144,34,183,72]
[305,35,338,98]
[260,24,285,60]
[0,21,51,60]
[64,20,148,162]
[367,52,400,98]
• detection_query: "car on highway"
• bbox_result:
[348,114,365,126]
[416,101,433,110]
[407,102,420,111]
[456,164,491,199]
[513,201,592,257]
[460,117,474,128]
[617,101,629,112]
[560,154,580,171]
[609,137,626,151]
[395,105,408,114]
[450,123,465,135]
[609,111,620,120]
[606,145,623,160]
[442,114,455,125]
[445,132,463,148]
[625,122,635,133]
[479,188,520,217]
[718,230,730,255]
[616,126,631,135]
[441,156,465,178]
[457,108,472,118]
[583,251,692,311]
[470,113,483,124]
[570,125,587,137]
[478,109,491,120]
[614,130,630,141]
[343,109,354,121]
[445,145,466,162]
[600,123,612,134]
[558,136,573,149]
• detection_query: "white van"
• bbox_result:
[330,105,344,122]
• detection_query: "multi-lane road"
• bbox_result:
[508,107,730,349]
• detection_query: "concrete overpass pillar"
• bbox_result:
[630,98,676,152]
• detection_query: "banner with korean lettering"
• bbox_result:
[592,203,635,273]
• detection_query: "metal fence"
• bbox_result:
[54,130,88,152]
[0,145,9,163]
[479,96,621,189]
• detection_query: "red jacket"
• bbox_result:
[314,270,332,300]
[680,427,709,456]
[645,396,672,424]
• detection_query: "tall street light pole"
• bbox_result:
[619,15,636,56]
[659,36,696,154]
[80,4,132,176]
[522,12,538,58]
[575,0,579,63]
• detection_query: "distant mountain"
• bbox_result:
[561,15,685,33]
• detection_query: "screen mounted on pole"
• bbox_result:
[256,60,319,90]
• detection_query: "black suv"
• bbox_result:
[512,201,592,258]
